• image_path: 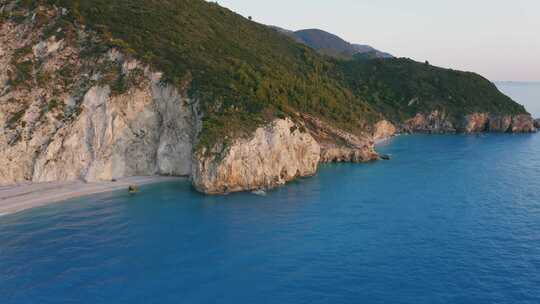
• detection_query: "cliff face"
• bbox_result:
[402,111,536,134]
[192,119,320,194]
[373,120,398,142]
[30,80,200,183]
[0,10,199,185]
[192,116,396,194]
[301,114,382,163]
[0,6,382,193]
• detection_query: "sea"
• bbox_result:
[1,82,540,304]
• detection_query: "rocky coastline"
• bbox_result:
[401,111,536,134]
[0,5,537,196]
[190,112,536,194]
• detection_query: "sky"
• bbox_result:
[217,0,540,82]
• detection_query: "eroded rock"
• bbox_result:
[373,120,397,142]
[192,119,321,194]
[402,111,535,134]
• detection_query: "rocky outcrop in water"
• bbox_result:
[509,114,537,133]
[192,119,320,194]
[191,114,396,193]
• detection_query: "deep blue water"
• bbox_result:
[2,133,540,304]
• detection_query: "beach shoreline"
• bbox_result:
[0,176,186,216]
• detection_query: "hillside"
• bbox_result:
[0,0,535,193]
[12,0,383,147]
[5,0,528,137]
[339,58,528,123]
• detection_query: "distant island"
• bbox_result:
[0,0,536,195]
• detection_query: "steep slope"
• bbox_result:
[32,0,381,146]
[339,58,534,132]
[0,12,200,183]
[0,1,382,191]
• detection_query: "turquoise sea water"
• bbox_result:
[1,133,540,304]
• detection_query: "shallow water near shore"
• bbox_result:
[2,133,540,303]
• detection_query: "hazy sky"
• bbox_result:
[217,0,540,82]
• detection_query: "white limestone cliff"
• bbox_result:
[192,119,321,194]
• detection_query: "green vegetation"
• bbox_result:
[339,58,528,122]
[47,98,63,112]
[6,43,34,88]
[9,0,529,148]
[0,11,7,25]
[6,109,26,129]
[36,69,52,87]
[8,60,34,87]
[19,0,380,148]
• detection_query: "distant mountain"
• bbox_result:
[272,27,393,59]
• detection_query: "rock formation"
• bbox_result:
[192,119,320,194]
[402,111,456,133]
[0,12,199,185]
[301,114,382,163]
[402,111,536,134]
[373,120,397,142]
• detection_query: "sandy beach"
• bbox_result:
[0,176,185,216]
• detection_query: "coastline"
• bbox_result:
[0,176,185,216]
